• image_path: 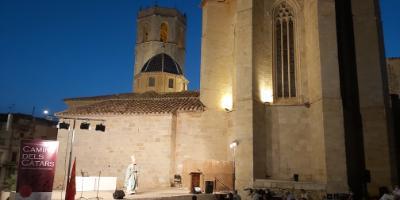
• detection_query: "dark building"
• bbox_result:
[0,113,57,189]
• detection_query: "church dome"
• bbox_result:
[141,53,183,75]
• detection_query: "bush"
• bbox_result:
[4,174,16,191]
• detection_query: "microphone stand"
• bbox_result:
[93,171,103,200]
[79,170,88,200]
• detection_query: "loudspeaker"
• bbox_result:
[113,190,125,199]
[205,181,214,194]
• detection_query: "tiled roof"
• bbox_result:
[64,91,199,101]
[57,91,205,116]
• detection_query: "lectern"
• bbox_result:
[189,172,202,193]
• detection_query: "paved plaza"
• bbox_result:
[50,188,217,200]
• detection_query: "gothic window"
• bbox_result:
[274,2,296,99]
[148,77,155,87]
[160,22,168,42]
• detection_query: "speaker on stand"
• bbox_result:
[79,170,88,200]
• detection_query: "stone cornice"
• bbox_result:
[201,0,230,7]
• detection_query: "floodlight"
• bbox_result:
[80,122,90,130]
[230,140,238,149]
[95,124,106,132]
[59,122,70,130]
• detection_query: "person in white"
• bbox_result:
[124,155,139,194]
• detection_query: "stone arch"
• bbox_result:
[271,0,301,15]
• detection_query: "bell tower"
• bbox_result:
[133,7,188,93]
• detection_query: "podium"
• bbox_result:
[189,172,202,193]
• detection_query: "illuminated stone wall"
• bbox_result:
[54,115,175,190]
[200,0,396,196]
[53,112,233,191]
[134,72,188,93]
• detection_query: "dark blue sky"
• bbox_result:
[0,0,399,116]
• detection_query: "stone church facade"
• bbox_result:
[54,1,399,199]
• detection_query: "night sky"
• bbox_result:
[0,0,399,117]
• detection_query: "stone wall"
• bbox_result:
[250,0,348,193]
[54,114,175,190]
[352,0,393,194]
[387,58,400,95]
[175,112,233,191]
[134,72,188,93]
[54,111,233,192]
[199,0,236,190]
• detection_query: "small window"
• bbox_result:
[168,79,174,88]
[149,77,155,87]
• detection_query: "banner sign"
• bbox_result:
[16,140,59,200]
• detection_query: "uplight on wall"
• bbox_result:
[261,89,273,103]
[230,140,238,149]
[221,94,233,112]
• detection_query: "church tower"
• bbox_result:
[133,7,188,93]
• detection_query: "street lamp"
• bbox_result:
[230,140,238,191]
[43,109,58,121]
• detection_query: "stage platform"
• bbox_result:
[51,188,221,200]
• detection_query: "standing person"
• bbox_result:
[125,155,139,194]
[393,185,400,200]
[300,189,308,200]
